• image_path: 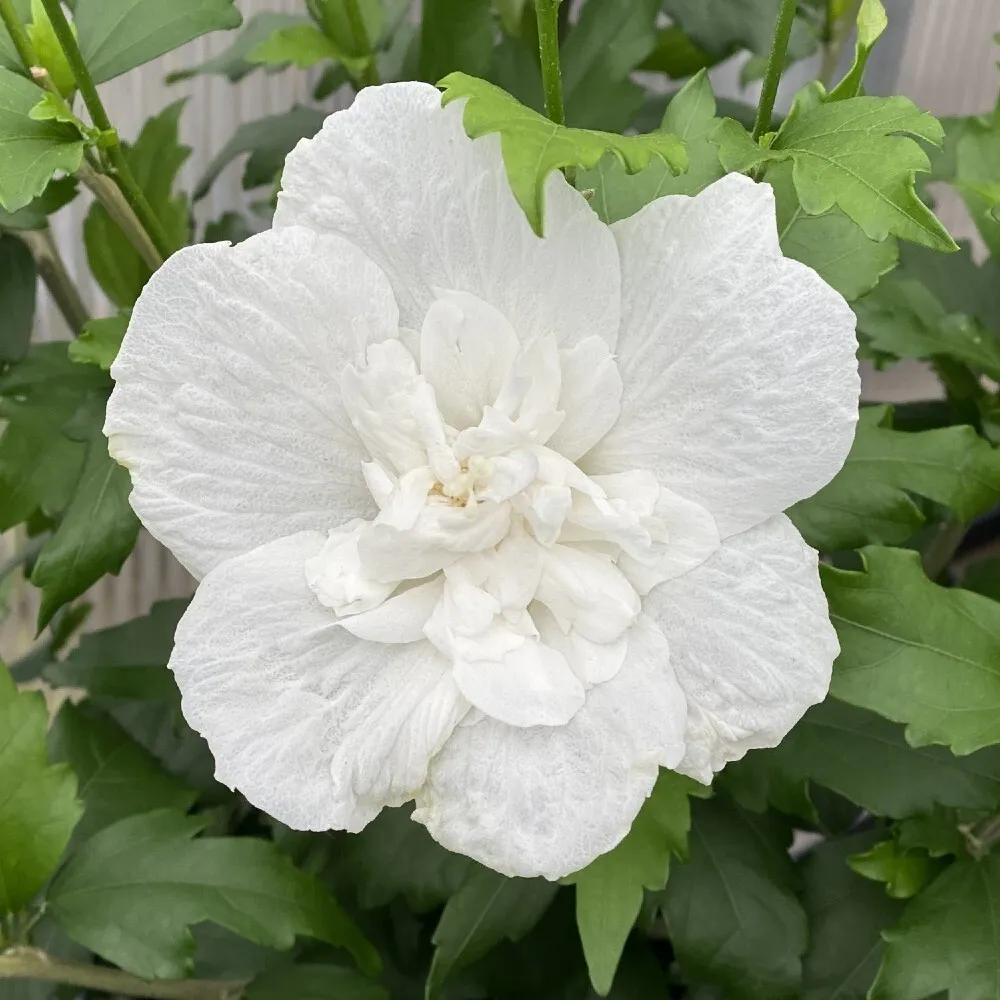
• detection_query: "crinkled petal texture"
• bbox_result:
[105,227,397,579]
[413,617,687,879]
[584,173,860,540]
[108,81,860,882]
[645,514,840,782]
[274,81,621,350]
[169,532,469,831]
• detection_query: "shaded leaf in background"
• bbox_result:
[419,0,494,85]
[638,24,721,79]
[558,0,659,132]
[46,598,186,701]
[0,66,84,213]
[427,867,559,998]
[854,274,1000,380]
[246,964,389,1000]
[800,833,905,1000]
[204,211,254,245]
[0,0,30,73]
[0,175,78,230]
[0,343,106,531]
[0,662,81,914]
[48,809,379,980]
[582,70,724,224]
[824,546,1000,754]
[870,856,1000,1000]
[74,0,243,83]
[48,700,196,843]
[896,809,968,859]
[440,72,686,235]
[249,23,347,71]
[166,12,308,82]
[84,102,190,308]
[716,95,956,251]
[769,160,898,302]
[194,105,327,201]
[31,392,141,629]
[789,405,1000,551]
[662,798,807,999]
[738,698,1000,820]
[0,232,36,362]
[949,107,1000,258]
[566,770,702,995]
[336,805,475,913]
[68,313,129,370]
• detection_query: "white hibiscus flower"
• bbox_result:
[104,82,859,880]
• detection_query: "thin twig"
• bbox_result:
[15,227,90,335]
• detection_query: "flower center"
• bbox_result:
[305,290,676,729]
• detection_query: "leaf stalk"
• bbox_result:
[15,226,91,334]
[0,0,35,72]
[0,947,246,1000]
[752,0,798,142]
[37,0,172,262]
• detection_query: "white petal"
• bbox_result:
[453,638,586,728]
[170,532,468,831]
[617,484,720,595]
[419,290,521,430]
[275,82,621,350]
[339,576,444,643]
[534,603,628,686]
[305,520,397,615]
[413,616,686,879]
[546,337,623,462]
[106,228,398,579]
[585,173,860,539]
[645,514,837,782]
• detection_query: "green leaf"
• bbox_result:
[439,72,687,236]
[166,13,309,82]
[566,770,702,995]
[47,701,196,844]
[0,174,78,230]
[581,70,724,224]
[854,273,1000,378]
[0,661,81,914]
[67,313,129,370]
[426,868,558,998]
[46,599,186,700]
[800,833,905,1000]
[194,105,326,201]
[311,0,383,60]
[84,102,190,308]
[715,95,956,251]
[0,343,105,531]
[742,698,1000,820]
[789,405,1000,552]
[74,0,242,83]
[47,809,379,980]
[848,840,933,899]
[829,0,888,101]
[897,809,967,859]
[246,964,388,1000]
[769,160,898,301]
[558,0,659,132]
[335,804,476,913]
[0,0,30,74]
[638,25,722,78]
[824,546,1000,754]
[248,23,344,70]
[204,211,253,245]
[31,392,141,630]
[0,232,35,362]
[950,111,1000,258]
[0,66,84,213]
[870,856,1000,1000]
[27,0,76,97]
[661,798,807,999]
[419,0,493,84]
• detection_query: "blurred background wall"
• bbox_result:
[2,0,999,654]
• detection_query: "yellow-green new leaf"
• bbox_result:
[829,0,888,101]
[0,661,82,914]
[439,73,687,235]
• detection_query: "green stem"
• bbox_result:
[0,0,35,72]
[752,0,798,141]
[818,0,862,88]
[535,0,567,126]
[0,948,245,1000]
[15,227,90,334]
[921,517,967,581]
[342,0,380,86]
[37,0,171,262]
